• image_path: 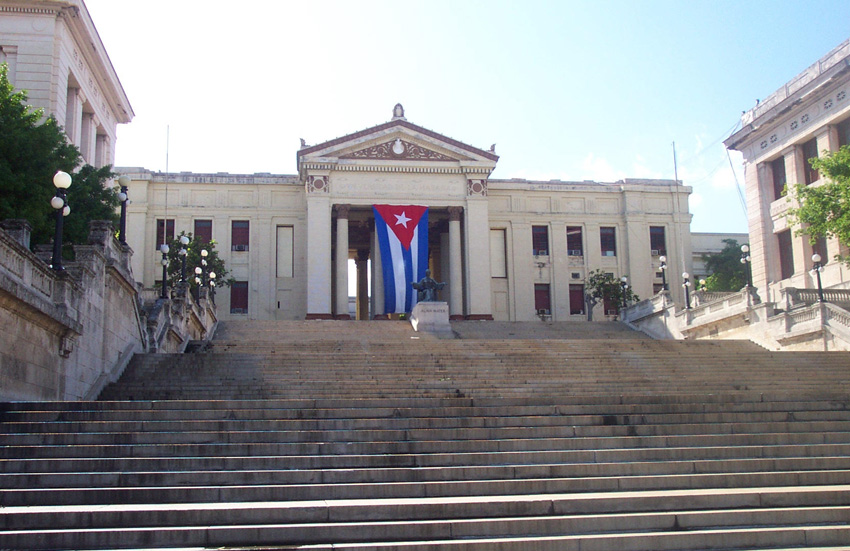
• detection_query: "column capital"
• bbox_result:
[357,249,370,262]
[334,203,351,218]
[448,206,463,222]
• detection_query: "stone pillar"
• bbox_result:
[334,204,350,320]
[448,206,464,320]
[305,194,332,319]
[371,223,385,318]
[356,249,370,320]
[65,88,82,146]
[0,219,32,249]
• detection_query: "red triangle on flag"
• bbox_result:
[373,205,428,250]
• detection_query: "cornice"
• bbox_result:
[726,39,850,152]
[0,5,64,15]
[300,161,492,176]
[59,1,134,123]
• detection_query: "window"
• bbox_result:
[771,157,787,200]
[232,220,249,251]
[276,226,294,278]
[653,283,665,294]
[567,226,583,256]
[569,284,584,315]
[230,281,248,314]
[534,284,551,314]
[777,230,795,280]
[155,219,174,250]
[194,219,212,243]
[532,226,549,255]
[490,229,507,278]
[600,227,617,256]
[802,138,819,185]
[838,118,850,148]
[649,226,666,256]
[603,293,617,316]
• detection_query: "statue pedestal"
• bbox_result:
[410,301,453,338]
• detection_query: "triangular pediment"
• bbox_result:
[339,138,458,161]
[297,118,499,168]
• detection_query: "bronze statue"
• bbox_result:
[412,270,445,302]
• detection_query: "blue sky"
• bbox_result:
[86,0,850,234]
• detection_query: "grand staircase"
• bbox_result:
[3,320,850,550]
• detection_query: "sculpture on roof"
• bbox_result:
[393,103,405,120]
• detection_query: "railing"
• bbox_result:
[782,287,850,310]
[688,289,750,321]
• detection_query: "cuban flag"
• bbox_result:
[373,204,429,314]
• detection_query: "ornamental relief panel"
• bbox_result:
[340,139,457,161]
[306,176,328,194]
[467,179,488,197]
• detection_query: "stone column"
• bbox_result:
[448,206,464,320]
[65,88,83,147]
[356,249,370,320]
[371,222,385,318]
[334,204,350,320]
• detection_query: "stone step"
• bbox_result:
[6,415,850,436]
[4,469,850,507]
[5,455,850,490]
[4,425,850,450]
[2,488,850,549]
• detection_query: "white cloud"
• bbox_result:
[580,153,626,182]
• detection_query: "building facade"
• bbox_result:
[121,106,694,322]
[0,0,133,167]
[725,39,850,303]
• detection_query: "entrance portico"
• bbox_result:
[298,105,498,320]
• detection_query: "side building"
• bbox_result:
[120,109,693,322]
[0,0,133,166]
[725,39,850,302]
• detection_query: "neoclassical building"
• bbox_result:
[0,1,696,324]
[0,0,133,167]
[121,105,693,322]
[725,38,850,302]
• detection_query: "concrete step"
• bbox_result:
[5,455,850,490]
[4,469,850,507]
[3,488,850,549]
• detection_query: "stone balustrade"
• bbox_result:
[0,219,218,401]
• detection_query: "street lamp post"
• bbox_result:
[159,243,170,299]
[740,244,752,288]
[699,278,707,292]
[812,253,826,303]
[659,255,668,291]
[117,175,130,244]
[50,171,72,271]
[682,271,692,309]
[178,235,190,283]
[195,249,209,289]
[620,276,629,309]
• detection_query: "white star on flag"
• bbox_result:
[394,211,411,228]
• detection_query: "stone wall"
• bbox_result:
[0,220,146,401]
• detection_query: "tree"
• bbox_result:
[0,62,80,246]
[701,238,748,291]
[585,269,639,318]
[787,145,850,266]
[64,165,120,246]
[164,232,233,291]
